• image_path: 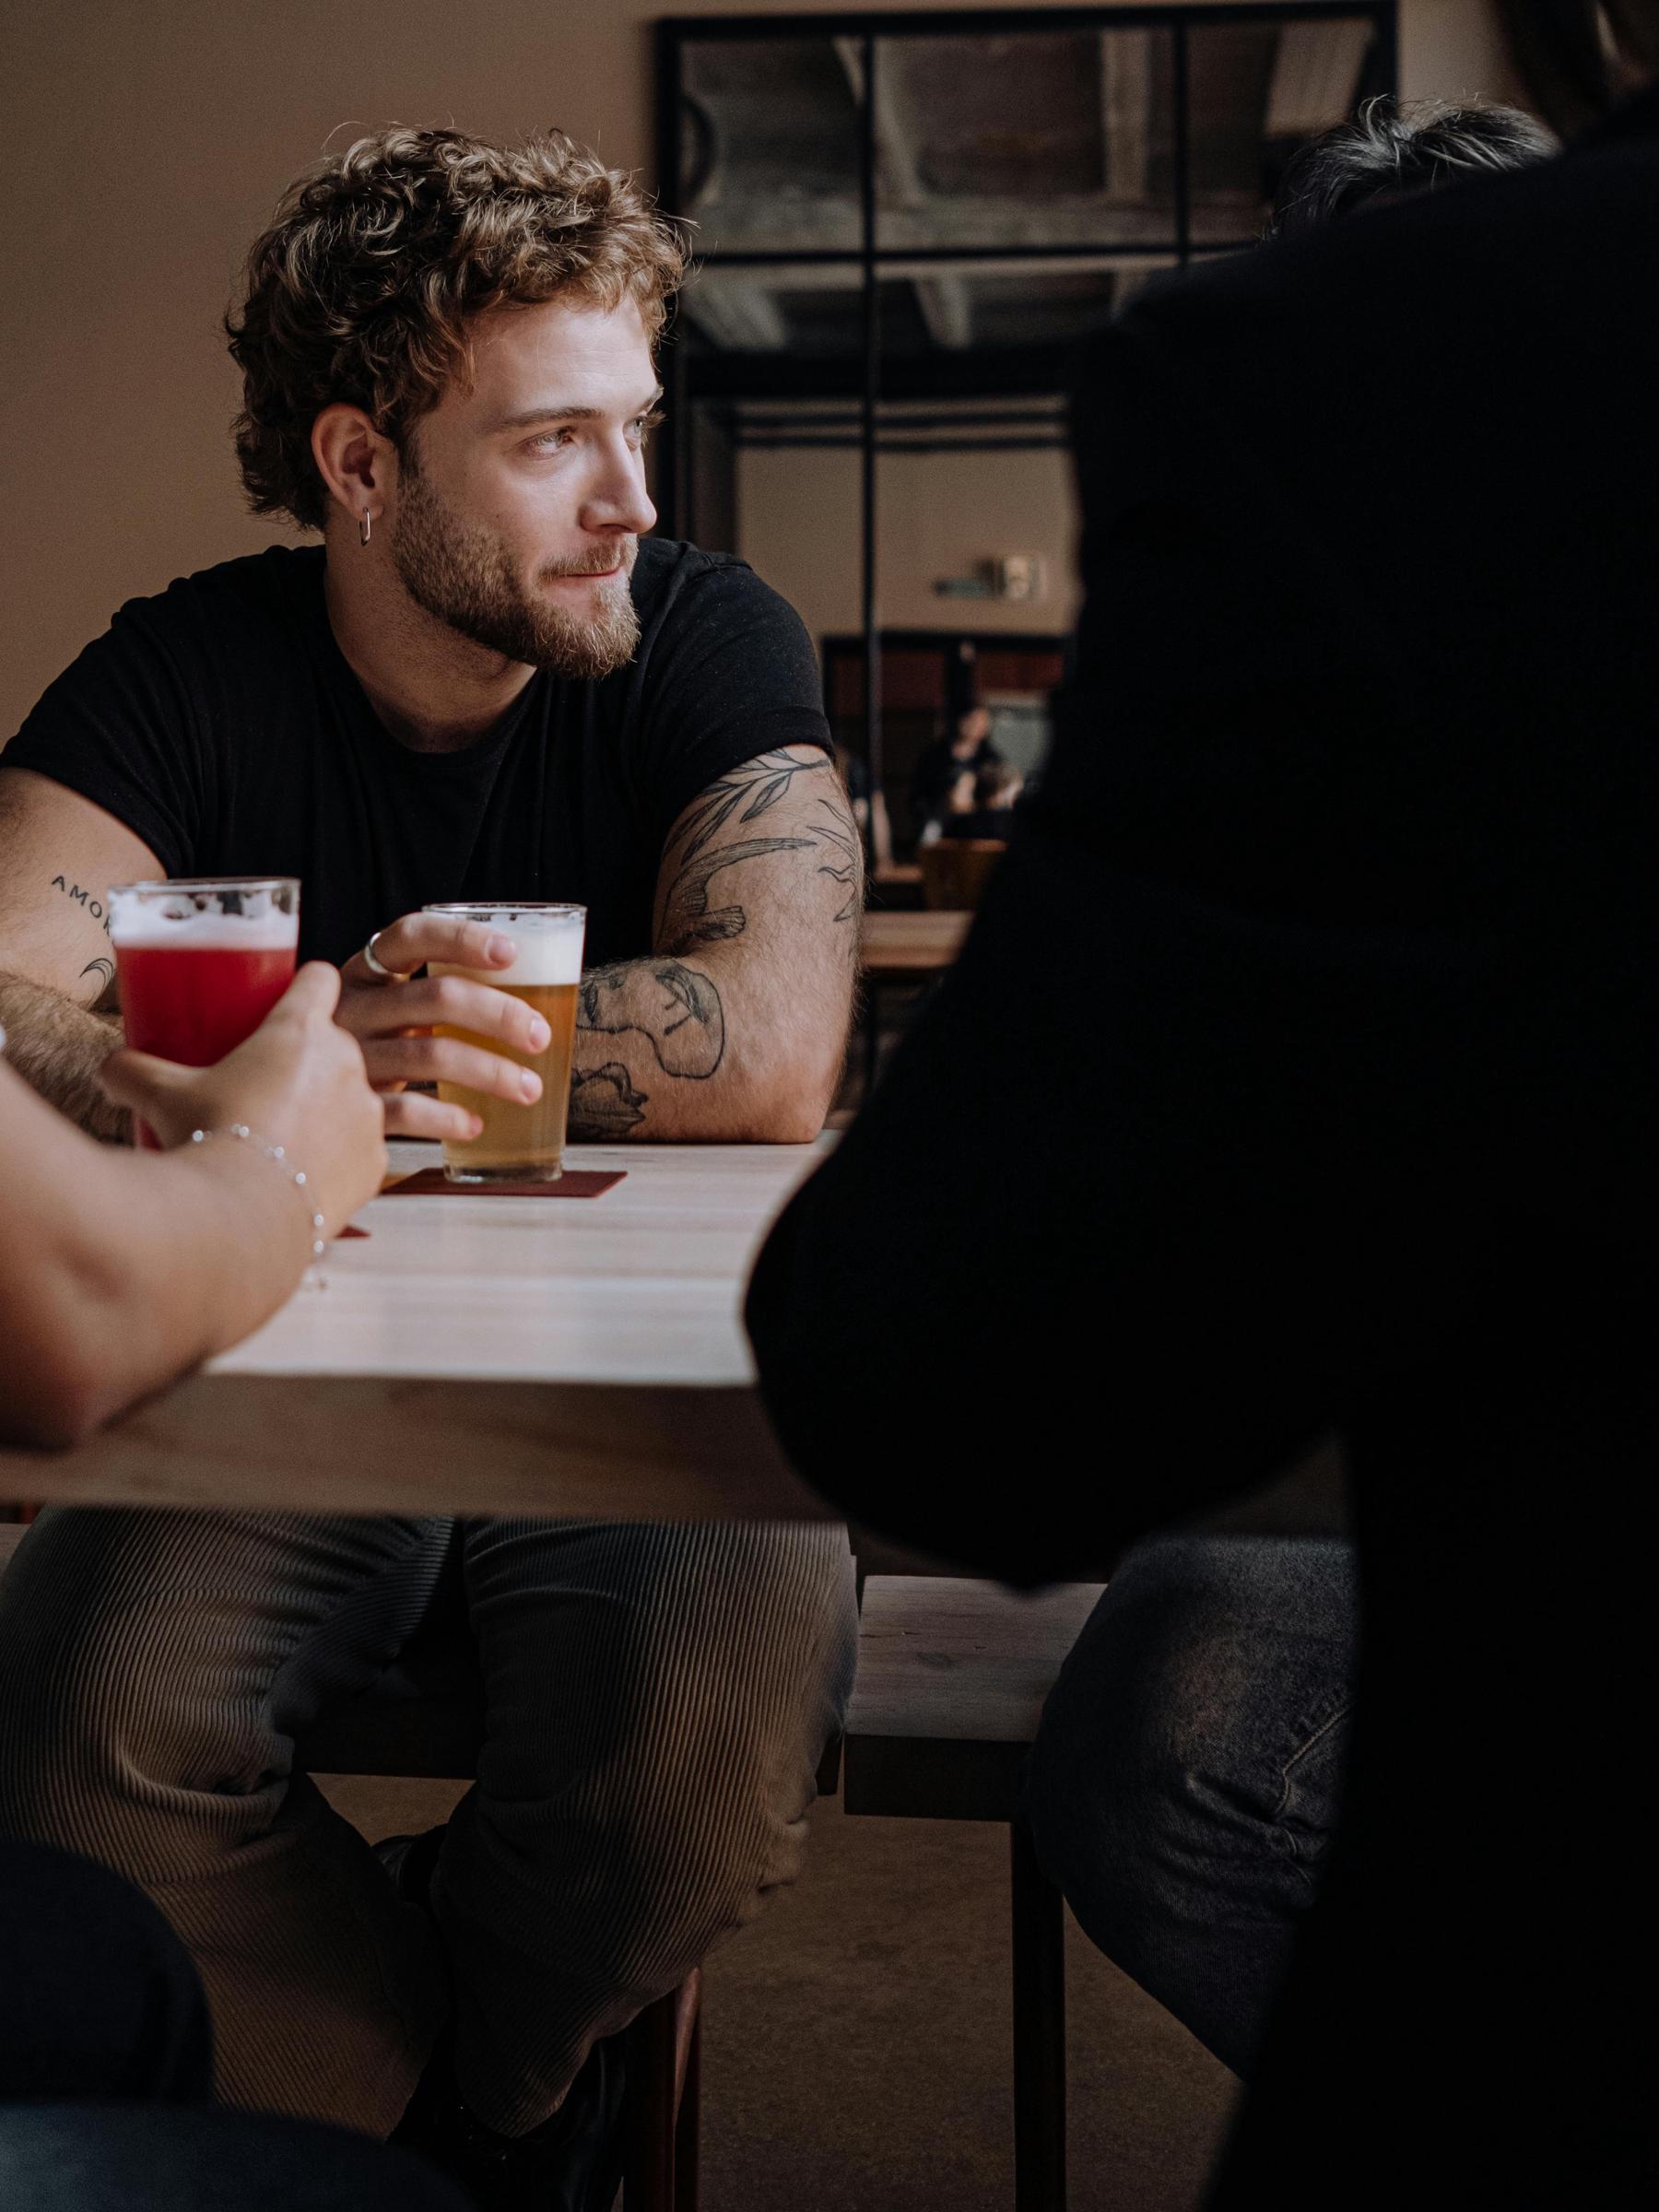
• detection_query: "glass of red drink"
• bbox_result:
[108,878,300,1147]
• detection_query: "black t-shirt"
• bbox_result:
[6,539,829,969]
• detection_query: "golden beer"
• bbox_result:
[424,903,586,1183]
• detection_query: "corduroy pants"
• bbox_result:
[0,1509,856,2138]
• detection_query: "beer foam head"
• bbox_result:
[108,883,300,951]
[434,905,585,986]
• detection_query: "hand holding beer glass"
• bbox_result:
[424,902,586,1182]
[108,878,300,1147]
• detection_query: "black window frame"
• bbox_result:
[655,5,1399,818]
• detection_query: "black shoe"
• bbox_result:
[376,1824,448,1914]
[393,2026,627,2212]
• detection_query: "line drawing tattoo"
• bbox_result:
[656,749,864,944]
[78,957,116,997]
[579,960,725,1079]
[660,834,814,950]
[806,796,862,924]
[665,748,832,865]
[569,1063,649,1138]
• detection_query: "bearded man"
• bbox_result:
[0,127,859,2211]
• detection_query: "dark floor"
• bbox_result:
[317,1774,1238,2212]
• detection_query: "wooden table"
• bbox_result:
[0,1141,838,1522]
[859,909,971,980]
[854,910,973,1098]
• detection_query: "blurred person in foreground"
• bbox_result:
[1014,96,1560,2095]
[747,5,1659,2200]
[0,967,381,1448]
[0,1840,465,2211]
[0,982,449,2205]
[0,127,858,2212]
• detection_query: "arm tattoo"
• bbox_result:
[665,748,833,865]
[567,752,862,1140]
[569,1063,649,1138]
[51,874,114,936]
[79,957,116,996]
[806,796,863,924]
[660,835,813,952]
[579,960,725,1078]
[656,750,864,949]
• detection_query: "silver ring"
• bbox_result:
[361,932,408,982]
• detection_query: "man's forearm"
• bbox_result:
[568,951,842,1143]
[0,972,129,1141]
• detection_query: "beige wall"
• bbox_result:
[739,443,1084,646]
[1,1,1524,738]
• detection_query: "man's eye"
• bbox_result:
[529,429,576,453]
[629,409,665,447]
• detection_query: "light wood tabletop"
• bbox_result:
[859,909,971,977]
[0,1140,838,1523]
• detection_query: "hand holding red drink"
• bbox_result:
[100,962,386,1237]
[110,878,300,1146]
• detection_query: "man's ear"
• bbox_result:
[311,405,396,536]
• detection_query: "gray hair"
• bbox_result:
[1267,97,1559,240]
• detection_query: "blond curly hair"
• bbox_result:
[227,126,685,530]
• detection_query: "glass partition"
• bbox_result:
[659,6,1397,852]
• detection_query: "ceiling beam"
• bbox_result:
[832,36,973,349]
[679,272,788,351]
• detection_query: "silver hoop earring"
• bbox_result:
[359,512,374,547]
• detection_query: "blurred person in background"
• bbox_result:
[912,701,1005,844]
[940,759,1025,843]
[747,4,1659,2197]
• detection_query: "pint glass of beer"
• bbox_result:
[425,902,586,1183]
[108,877,300,1148]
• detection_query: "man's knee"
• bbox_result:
[0,1513,275,1861]
[577,1521,852,1839]
[1025,1536,1355,1937]
[472,1520,855,1917]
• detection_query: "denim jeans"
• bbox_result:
[1022,1534,1358,2079]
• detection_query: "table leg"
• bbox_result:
[1011,1820,1067,2212]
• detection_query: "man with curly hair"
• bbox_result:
[0,127,859,2210]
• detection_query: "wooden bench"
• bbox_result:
[844,1575,1107,2212]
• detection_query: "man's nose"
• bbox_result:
[582,442,656,539]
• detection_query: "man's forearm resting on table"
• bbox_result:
[570,749,861,1143]
[0,971,129,1142]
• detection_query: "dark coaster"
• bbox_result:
[381,1167,627,1199]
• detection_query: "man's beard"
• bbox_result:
[390,453,641,680]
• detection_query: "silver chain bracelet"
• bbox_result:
[189,1124,327,1261]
